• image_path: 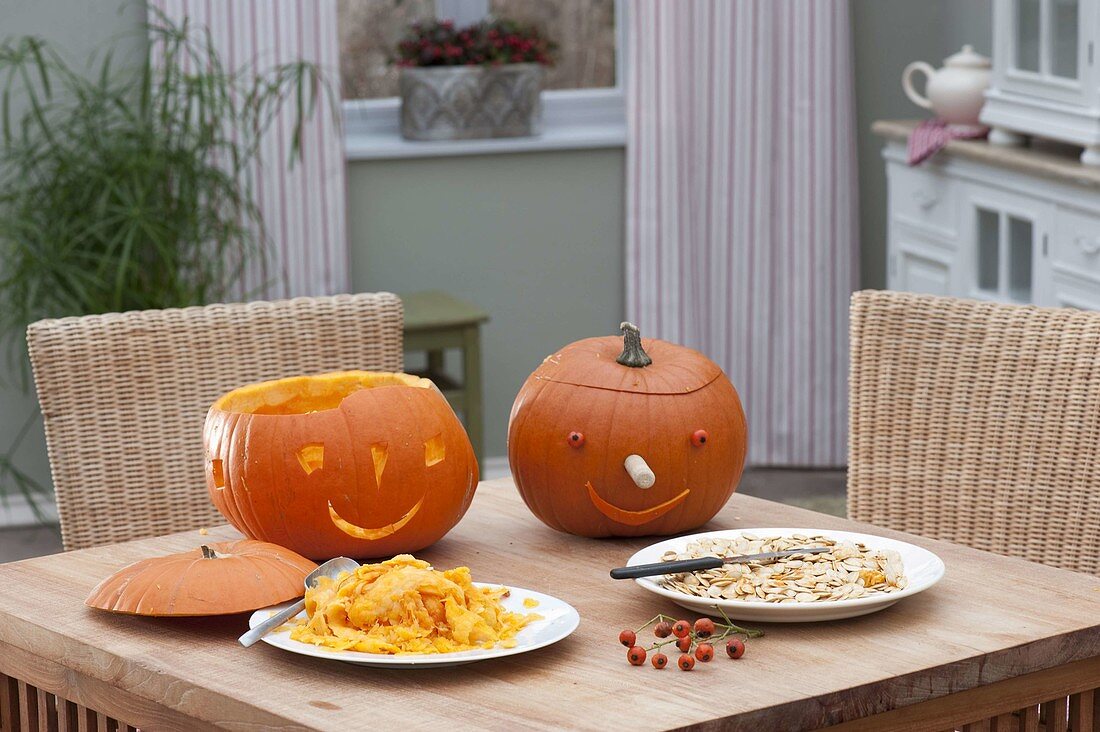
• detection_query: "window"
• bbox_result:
[337,0,435,100]
[338,0,626,157]
[337,0,618,99]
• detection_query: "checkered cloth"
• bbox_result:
[907,118,989,165]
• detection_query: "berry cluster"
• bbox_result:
[618,610,763,671]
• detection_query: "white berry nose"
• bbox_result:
[624,454,655,489]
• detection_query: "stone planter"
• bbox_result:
[399,64,544,141]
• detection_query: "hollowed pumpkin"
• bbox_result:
[203,371,478,559]
[508,323,747,537]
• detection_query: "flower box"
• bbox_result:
[399,63,544,141]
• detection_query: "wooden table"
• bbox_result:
[2,478,1100,731]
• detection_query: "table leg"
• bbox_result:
[1068,685,1092,729]
[1,673,17,732]
[462,325,483,464]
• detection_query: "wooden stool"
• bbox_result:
[401,291,489,463]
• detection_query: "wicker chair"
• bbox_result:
[847,290,1100,574]
[26,293,404,551]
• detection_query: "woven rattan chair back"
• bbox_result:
[27,293,404,551]
[848,290,1100,574]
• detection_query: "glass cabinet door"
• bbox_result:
[972,202,1039,304]
[1004,0,1089,104]
[1052,0,1080,78]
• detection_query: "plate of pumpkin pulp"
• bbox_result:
[248,555,580,667]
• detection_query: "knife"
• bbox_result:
[610,546,832,580]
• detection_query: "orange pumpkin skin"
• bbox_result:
[85,540,317,616]
[508,328,747,538]
[203,372,478,560]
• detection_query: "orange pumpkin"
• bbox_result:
[203,372,478,559]
[508,323,747,537]
[85,539,317,616]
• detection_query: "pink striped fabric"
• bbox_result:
[907,118,989,165]
[149,0,349,299]
[626,0,858,467]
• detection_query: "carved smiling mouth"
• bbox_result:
[328,496,425,540]
[585,482,690,526]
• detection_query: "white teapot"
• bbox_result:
[902,45,990,128]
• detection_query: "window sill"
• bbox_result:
[345,123,626,161]
[343,89,626,161]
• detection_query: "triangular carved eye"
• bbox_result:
[296,444,324,474]
[371,442,388,487]
[425,434,446,466]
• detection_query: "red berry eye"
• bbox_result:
[568,431,585,448]
[691,429,709,447]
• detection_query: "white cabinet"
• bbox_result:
[881,136,1100,311]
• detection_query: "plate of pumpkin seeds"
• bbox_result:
[624,528,945,622]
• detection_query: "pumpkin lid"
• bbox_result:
[85,539,317,617]
[532,324,723,395]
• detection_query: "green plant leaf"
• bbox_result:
[0,13,331,513]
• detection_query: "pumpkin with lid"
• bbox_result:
[508,323,747,538]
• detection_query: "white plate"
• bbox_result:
[247,583,580,667]
[626,528,945,623]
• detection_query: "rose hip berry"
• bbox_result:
[676,635,692,653]
[618,629,636,647]
[695,643,715,662]
[671,620,691,638]
[677,654,696,671]
[627,646,647,666]
[726,638,746,659]
[693,618,716,638]
[651,652,669,669]
[653,621,673,638]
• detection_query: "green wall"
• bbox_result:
[347,149,626,460]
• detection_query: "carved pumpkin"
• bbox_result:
[508,323,747,537]
[203,372,478,559]
[85,540,317,616]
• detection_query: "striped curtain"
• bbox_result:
[626,0,858,467]
[149,0,349,299]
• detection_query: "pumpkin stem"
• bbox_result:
[200,545,216,560]
[616,322,652,368]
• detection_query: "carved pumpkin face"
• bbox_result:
[204,372,478,559]
[508,325,747,538]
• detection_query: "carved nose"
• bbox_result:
[624,454,655,489]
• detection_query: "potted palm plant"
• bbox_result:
[396,18,556,141]
[0,16,328,515]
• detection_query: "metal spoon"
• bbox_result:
[238,556,360,647]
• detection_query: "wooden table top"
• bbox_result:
[401,290,490,331]
[3,477,1100,731]
[872,118,1100,189]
